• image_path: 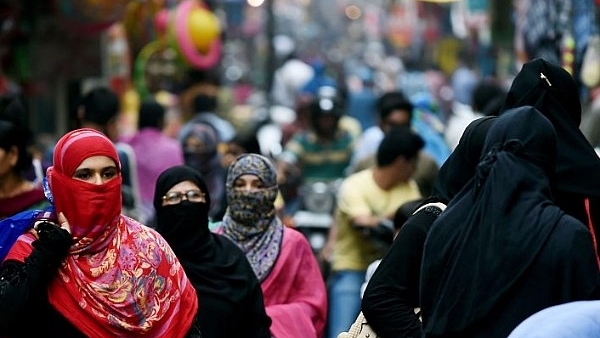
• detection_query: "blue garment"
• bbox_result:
[346,89,377,131]
[328,270,365,338]
[301,60,337,96]
[0,206,54,261]
[508,301,600,338]
[412,116,451,167]
[451,66,478,106]
[410,92,452,166]
[573,0,596,62]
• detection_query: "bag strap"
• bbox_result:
[337,311,367,338]
[412,202,447,215]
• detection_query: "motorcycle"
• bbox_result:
[292,179,341,278]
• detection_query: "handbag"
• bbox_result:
[336,312,381,338]
[581,33,600,88]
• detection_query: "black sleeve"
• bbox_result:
[362,208,440,338]
[184,316,203,338]
[0,222,72,335]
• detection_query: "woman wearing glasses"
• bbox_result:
[0,128,199,337]
[216,153,327,338]
[154,165,272,338]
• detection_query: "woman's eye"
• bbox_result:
[73,171,91,180]
[254,179,266,189]
[188,191,202,199]
[103,170,118,179]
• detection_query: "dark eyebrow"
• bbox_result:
[74,166,118,173]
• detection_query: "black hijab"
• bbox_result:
[501,58,600,196]
[421,106,570,335]
[431,116,497,204]
[153,165,252,304]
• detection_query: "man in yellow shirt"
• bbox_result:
[328,126,424,338]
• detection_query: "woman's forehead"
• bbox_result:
[76,155,117,170]
[229,154,277,184]
[168,180,200,192]
[235,174,261,182]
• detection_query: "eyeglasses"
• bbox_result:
[162,190,206,205]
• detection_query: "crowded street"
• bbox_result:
[1,0,600,337]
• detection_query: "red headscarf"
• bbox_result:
[6,128,198,337]
[49,128,122,244]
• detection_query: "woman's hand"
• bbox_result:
[56,212,71,234]
[33,212,72,246]
[29,212,73,262]
[33,212,71,238]
[318,238,334,262]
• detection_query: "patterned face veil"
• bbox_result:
[221,153,283,281]
[225,153,278,226]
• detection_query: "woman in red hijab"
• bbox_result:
[0,128,200,337]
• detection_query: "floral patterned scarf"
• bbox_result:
[5,129,198,337]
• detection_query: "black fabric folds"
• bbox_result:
[431,116,497,203]
[362,116,497,337]
[154,165,271,338]
[421,107,579,336]
[500,58,600,196]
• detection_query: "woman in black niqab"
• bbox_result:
[501,58,600,262]
[154,165,272,338]
[420,106,600,338]
[361,116,497,338]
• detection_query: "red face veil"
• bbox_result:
[47,128,122,247]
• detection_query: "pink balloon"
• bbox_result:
[154,9,170,36]
[174,0,221,69]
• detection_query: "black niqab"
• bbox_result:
[421,106,571,335]
[153,165,261,313]
[500,58,600,196]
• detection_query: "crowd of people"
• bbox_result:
[1,53,600,338]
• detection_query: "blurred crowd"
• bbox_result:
[2,0,600,336]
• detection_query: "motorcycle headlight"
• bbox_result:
[302,181,335,213]
[308,232,327,251]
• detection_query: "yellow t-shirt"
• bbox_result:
[332,168,422,271]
